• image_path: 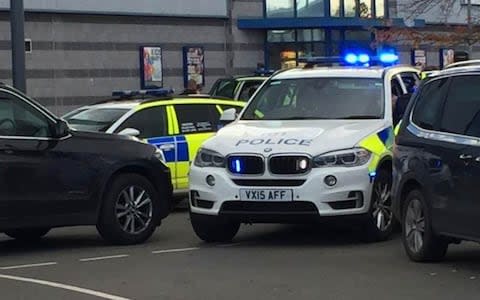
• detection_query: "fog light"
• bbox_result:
[206,175,216,186]
[324,175,337,187]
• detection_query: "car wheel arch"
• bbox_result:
[96,164,160,221]
[400,179,423,218]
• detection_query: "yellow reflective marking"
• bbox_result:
[168,106,180,134]
[394,121,402,136]
[216,104,223,114]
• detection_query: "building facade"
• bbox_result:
[0,0,265,114]
[0,0,478,113]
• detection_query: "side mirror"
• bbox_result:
[54,119,70,138]
[118,128,141,137]
[219,108,237,125]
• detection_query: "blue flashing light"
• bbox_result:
[358,54,370,64]
[235,159,242,173]
[379,53,399,64]
[345,53,358,64]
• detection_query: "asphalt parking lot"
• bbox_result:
[1,209,480,300]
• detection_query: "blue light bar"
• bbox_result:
[358,54,370,64]
[379,53,399,64]
[345,53,358,64]
[254,68,276,76]
[112,88,174,98]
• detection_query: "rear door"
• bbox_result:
[113,106,178,187]
[171,103,221,190]
[433,74,480,238]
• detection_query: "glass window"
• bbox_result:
[241,78,384,120]
[359,0,372,18]
[238,81,264,101]
[440,76,480,137]
[297,29,325,42]
[375,0,385,18]
[174,104,220,134]
[330,0,341,16]
[0,92,52,137]
[345,30,371,41]
[266,0,294,18]
[115,106,167,138]
[297,42,327,58]
[210,79,238,99]
[344,0,357,17]
[267,30,295,43]
[412,78,448,131]
[268,44,297,69]
[296,0,325,17]
[64,107,129,132]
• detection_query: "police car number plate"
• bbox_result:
[240,189,293,201]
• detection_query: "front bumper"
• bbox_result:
[189,163,374,222]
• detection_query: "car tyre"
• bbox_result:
[4,228,50,241]
[190,212,240,243]
[402,189,448,262]
[97,173,160,245]
[362,168,396,242]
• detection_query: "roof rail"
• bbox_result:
[444,59,480,69]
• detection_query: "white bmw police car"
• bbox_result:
[189,53,420,243]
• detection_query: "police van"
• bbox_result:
[188,53,420,243]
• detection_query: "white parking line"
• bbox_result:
[80,254,129,262]
[0,274,130,300]
[151,247,200,254]
[0,262,58,270]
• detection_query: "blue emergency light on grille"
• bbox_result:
[227,155,264,175]
[112,88,174,98]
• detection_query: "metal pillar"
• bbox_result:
[10,0,26,92]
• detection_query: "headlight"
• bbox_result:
[154,148,166,163]
[194,148,225,168]
[313,148,371,168]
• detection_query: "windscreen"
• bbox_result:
[241,77,384,120]
[64,107,129,132]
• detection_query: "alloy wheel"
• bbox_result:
[115,186,153,235]
[404,198,425,253]
[372,182,393,232]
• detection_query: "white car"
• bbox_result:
[189,54,420,243]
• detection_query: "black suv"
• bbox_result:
[0,84,173,245]
[393,64,480,261]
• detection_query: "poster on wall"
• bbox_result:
[440,48,455,69]
[183,46,205,89]
[140,46,163,89]
[411,49,426,68]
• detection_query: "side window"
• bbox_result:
[439,75,480,137]
[115,106,167,138]
[212,80,237,99]
[401,72,420,94]
[412,78,449,130]
[238,81,263,101]
[0,91,52,137]
[175,104,219,134]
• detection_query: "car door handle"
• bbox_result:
[159,144,175,151]
[459,154,473,160]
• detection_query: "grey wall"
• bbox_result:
[0,0,228,17]
[0,0,265,115]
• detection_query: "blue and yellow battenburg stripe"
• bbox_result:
[359,126,394,174]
